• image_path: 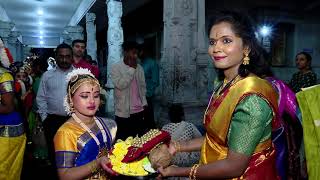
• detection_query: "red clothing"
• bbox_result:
[73,59,100,78]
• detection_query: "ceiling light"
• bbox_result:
[39,21,43,26]
[37,9,44,16]
[40,36,43,39]
[40,31,43,35]
[40,40,44,45]
[259,25,272,37]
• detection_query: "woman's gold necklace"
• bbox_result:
[218,75,240,95]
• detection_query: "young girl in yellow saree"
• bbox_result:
[54,68,117,179]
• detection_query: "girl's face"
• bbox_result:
[208,22,249,71]
[72,82,100,119]
[296,54,310,71]
[15,71,27,82]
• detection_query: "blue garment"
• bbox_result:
[54,117,116,168]
[140,58,159,97]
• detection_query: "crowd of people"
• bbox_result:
[0,9,319,180]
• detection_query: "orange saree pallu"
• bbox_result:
[201,75,279,179]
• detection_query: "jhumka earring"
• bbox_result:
[243,52,250,65]
[69,101,74,112]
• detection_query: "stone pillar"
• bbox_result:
[197,0,207,50]
[61,32,72,45]
[262,37,271,53]
[63,25,84,45]
[105,0,124,116]
[0,20,14,47]
[16,40,23,62]
[196,0,214,98]
[86,13,97,61]
[159,0,208,126]
[22,45,31,60]
[8,31,20,61]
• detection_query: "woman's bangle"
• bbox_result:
[192,164,200,180]
[189,164,196,179]
[90,159,98,174]
[189,163,199,180]
[174,141,181,153]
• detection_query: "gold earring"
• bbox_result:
[243,52,250,65]
[68,94,74,113]
[69,101,74,112]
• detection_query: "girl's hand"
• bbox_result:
[168,141,178,155]
[157,165,178,178]
[97,156,118,176]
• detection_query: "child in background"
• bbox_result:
[162,104,202,167]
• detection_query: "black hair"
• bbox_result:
[168,103,184,123]
[67,74,99,96]
[55,43,73,56]
[296,52,312,62]
[122,41,138,52]
[85,54,93,61]
[9,61,24,75]
[138,43,154,59]
[32,57,48,76]
[208,10,270,80]
[72,39,86,47]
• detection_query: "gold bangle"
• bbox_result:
[192,164,200,180]
[189,164,198,180]
[90,159,98,174]
[174,141,181,153]
[189,166,195,179]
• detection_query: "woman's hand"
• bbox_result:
[157,165,179,179]
[168,141,178,155]
[97,156,118,176]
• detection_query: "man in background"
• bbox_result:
[138,44,159,129]
[72,39,99,78]
[111,42,147,140]
[36,43,74,176]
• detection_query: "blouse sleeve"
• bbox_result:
[227,94,273,156]
[54,129,78,168]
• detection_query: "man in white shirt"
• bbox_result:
[36,43,73,171]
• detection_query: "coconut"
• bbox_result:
[148,144,173,169]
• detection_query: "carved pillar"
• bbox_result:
[16,40,23,61]
[159,0,208,126]
[8,31,20,61]
[63,25,84,45]
[105,0,124,116]
[0,20,14,47]
[86,13,97,61]
[61,32,72,45]
[197,0,206,50]
[262,37,271,53]
[196,0,212,99]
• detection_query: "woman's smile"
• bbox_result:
[213,56,227,61]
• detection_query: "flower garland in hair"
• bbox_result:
[0,39,14,68]
[64,68,95,114]
[65,68,94,83]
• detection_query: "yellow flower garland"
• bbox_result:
[110,137,150,176]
